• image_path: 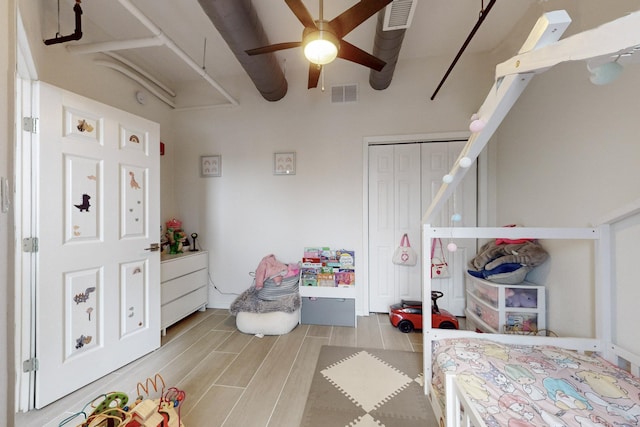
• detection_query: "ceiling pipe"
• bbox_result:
[66,36,164,54]
[94,60,177,108]
[369,10,406,90]
[197,0,287,102]
[430,0,497,100]
[116,0,238,105]
[66,0,238,106]
[116,0,238,106]
[104,51,177,98]
[44,0,83,45]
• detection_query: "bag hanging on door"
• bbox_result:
[431,238,450,279]
[392,233,418,266]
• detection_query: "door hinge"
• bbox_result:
[22,237,39,253]
[23,358,39,373]
[23,117,39,134]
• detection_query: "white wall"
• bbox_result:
[495,60,640,338]
[170,54,495,313]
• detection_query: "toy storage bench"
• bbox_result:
[464,272,546,333]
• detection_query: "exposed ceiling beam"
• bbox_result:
[94,60,177,108]
[66,0,239,107]
[496,9,640,78]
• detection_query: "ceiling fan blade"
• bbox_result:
[245,41,302,56]
[337,40,386,72]
[329,0,393,38]
[285,0,318,29]
[308,64,321,89]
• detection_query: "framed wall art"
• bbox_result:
[201,155,221,177]
[274,152,296,175]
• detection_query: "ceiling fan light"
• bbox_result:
[303,30,338,65]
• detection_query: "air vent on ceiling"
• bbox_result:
[383,0,417,31]
[331,84,358,103]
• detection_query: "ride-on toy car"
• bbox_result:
[389,291,459,333]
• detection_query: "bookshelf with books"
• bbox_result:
[299,247,356,327]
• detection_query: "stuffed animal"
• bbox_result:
[505,288,538,308]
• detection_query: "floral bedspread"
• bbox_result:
[432,338,640,426]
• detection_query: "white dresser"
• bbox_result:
[160,251,208,335]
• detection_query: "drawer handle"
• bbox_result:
[144,243,160,252]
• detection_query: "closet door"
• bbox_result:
[422,142,477,316]
[368,144,422,313]
[368,141,476,315]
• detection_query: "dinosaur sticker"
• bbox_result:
[129,171,141,189]
[74,193,91,212]
[73,286,96,304]
[75,334,92,349]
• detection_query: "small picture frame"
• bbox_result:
[201,155,221,177]
[274,152,296,175]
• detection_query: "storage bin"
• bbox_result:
[301,297,356,327]
[465,272,546,333]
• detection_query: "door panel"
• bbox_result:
[369,144,421,313]
[369,141,477,316]
[35,82,160,408]
[422,142,477,315]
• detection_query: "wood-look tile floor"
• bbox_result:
[16,310,428,427]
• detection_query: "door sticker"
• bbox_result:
[121,165,146,238]
[120,125,148,154]
[66,268,100,358]
[121,260,146,336]
[64,106,102,144]
[66,155,101,242]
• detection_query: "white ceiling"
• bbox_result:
[40,0,568,106]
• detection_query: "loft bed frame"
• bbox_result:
[420,8,640,427]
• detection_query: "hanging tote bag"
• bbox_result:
[430,238,450,278]
[392,233,418,266]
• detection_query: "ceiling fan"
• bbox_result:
[245,0,393,89]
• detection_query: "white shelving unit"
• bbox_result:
[160,250,208,335]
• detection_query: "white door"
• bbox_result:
[368,144,422,313]
[34,82,161,408]
[421,142,477,316]
[368,141,476,315]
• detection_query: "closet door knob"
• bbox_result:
[144,243,160,252]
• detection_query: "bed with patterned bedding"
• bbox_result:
[432,338,640,427]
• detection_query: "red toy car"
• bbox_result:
[389,291,459,333]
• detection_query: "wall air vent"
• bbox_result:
[383,0,417,30]
[331,84,358,103]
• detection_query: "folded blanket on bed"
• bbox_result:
[229,286,300,315]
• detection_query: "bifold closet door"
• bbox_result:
[368,141,476,315]
[368,144,422,313]
[421,142,476,316]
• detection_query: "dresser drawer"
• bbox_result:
[161,268,208,305]
[161,252,207,282]
[161,287,208,330]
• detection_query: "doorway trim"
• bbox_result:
[15,8,39,412]
[361,132,488,316]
